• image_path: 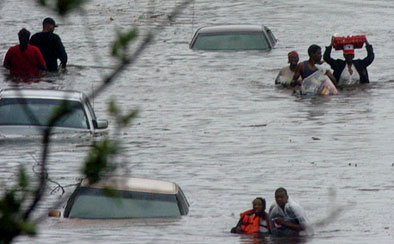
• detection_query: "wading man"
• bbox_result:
[30,17,67,72]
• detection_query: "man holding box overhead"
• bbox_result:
[323,37,374,86]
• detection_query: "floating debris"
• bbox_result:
[244,124,267,128]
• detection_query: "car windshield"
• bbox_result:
[0,98,89,129]
[192,32,270,50]
[64,187,181,219]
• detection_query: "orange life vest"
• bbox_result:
[239,209,270,234]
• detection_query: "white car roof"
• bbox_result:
[196,25,266,34]
[0,88,85,101]
[81,176,179,195]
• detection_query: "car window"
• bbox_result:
[176,186,189,215]
[65,187,181,219]
[0,98,89,129]
[192,32,270,50]
[266,28,277,46]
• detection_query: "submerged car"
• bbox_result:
[50,176,189,219]
[0,88,108,139]
[189,24,277,51]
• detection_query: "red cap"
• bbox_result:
[288,51,299,58]
[343,44,354,55]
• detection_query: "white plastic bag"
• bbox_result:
[301,70,338,96]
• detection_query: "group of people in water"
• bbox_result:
[275,37,374,91]
[3,18,374,92]
[3,17,67,81]
[231,187,311,237]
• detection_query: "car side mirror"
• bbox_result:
[94,119,108,129]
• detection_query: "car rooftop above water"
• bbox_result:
[189,24,277,51]
[0,87,86,100]
[81,177,179,195]
[50,176,190,219]
[0,88,108,139]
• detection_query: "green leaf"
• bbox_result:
[17,167,29,190]
[120,110,138,126]
[38,0,46,6]
[82,140,118,184]
[36,0,89,16]
[57,0,89,16]
[102,187,119,198]
[19,221,36,236]
[111,29,138,60]
[0,178,35,243]
[108,99,138,127]
[108,100,119,117]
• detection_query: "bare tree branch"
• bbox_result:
[21,0,194,223]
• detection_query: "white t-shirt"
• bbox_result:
[338,64,360,85]
[275,66,300,86]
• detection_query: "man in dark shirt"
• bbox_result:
[323,37,374,86]
[30,17,67,72]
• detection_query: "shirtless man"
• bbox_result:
[290,44,336,86]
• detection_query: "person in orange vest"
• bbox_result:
[230,197,271,234]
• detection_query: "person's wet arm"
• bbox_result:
[230,217,244,233]
[274,217,305,231]
[3,59,10,69]
[3,49,12,69]
[290,64,302,86]
[362,40,374,66]
[275,69,284,84]
[325,70,337,85]
[323,38,335,65]
[55,36,67,69]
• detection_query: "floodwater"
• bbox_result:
[0,0,394,243]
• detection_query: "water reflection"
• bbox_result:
[238,234,309,244]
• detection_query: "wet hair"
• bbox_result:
[275,187,288,197]
[254,197,266,210]
[308,44,321,56]
[18,28,30,52]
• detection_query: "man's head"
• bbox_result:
[252,197,266,215]
[18,28,30,42]
[18,28,30,51]
[42,17,58,32]
[288,51,299,66]
[307,44,322,64]
[343,44,355,63]
[275,187,288,209]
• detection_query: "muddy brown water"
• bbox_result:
[1,0,393,243]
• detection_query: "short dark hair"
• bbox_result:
[275,187,288,196]
[18,28,31,51]
[255,197,266,210]
[308,44,321,56]
[43,17,58,27]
